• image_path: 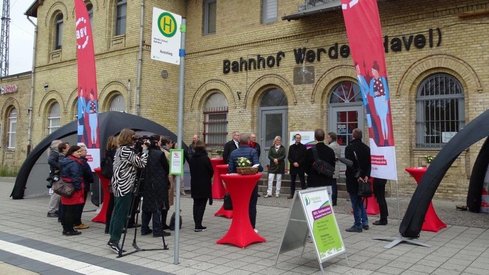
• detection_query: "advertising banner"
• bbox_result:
[151,8,182,64]
[74,0,100,170]
[300,188,345,262]
[341,0,398,180]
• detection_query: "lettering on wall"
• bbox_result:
[0,84,18,95]
[222,28,442,74]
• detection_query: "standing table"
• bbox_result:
[405,167,447,232]
[214,164,233,218]
[92,167,111,223]
[217,173,266,248]
[211,158,225,199]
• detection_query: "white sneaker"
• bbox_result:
[276,194,280,198]
[264,194,272,198]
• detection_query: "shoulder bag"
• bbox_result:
[353,151,372,197]
[52,178,75,197]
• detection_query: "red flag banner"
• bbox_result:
[341,0,397,180]
[75,0,100,170]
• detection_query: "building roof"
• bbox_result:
[26,0,42,18]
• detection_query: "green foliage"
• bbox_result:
[0,166,18,177]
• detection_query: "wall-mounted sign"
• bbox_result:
[223,28,441,74]
[0,84,18,95]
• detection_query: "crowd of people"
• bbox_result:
[45,127,389,254]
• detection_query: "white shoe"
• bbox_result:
[276,194,280,198]
[264,194,272,198]
[254,228,259,233]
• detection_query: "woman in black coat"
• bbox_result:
[189,141,213,232]
[141,135,170,237]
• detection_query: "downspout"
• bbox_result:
[135,0,145,116]
[26,16,37,155]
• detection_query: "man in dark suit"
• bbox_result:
[345,128,371,233]
[304,129,336,189]
[249,133,261,158]
[287,133,307,199]
[222,131,240,164]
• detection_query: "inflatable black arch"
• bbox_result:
[10,111,183,199]
[400,109,489,238]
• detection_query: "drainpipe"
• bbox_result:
[135,0,145,116]
[26,16,37,156]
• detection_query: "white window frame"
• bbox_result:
[109,94,126,112]
[262,0,278,24]
[415,73,465,148]
[115,0,127,35]
[55,13,63,50]
[7,108,17,149]
[203,0,216,35]
[47,102,61,135]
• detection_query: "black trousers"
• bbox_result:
[373,178,389,221]
[74,186,89,225]
[290,170,306,195]
[105,193,114,234]
[193,198,208,228]
[62,204,79,232]
[249,185,258,228]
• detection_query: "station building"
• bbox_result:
[1,0,488,199]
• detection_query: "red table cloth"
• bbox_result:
[217,173,266,248]
[405,167,447,232]
[92,167,111,223]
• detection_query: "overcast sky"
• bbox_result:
[8,1,35,75]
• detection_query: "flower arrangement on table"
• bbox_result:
[236,157,258,175]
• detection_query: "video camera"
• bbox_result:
[133,135,151,154]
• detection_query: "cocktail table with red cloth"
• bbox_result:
[405,167,447,232]
[214,164,233,218]
[210,158,225,199]
[92,167,111,223]
[217,173,266,248]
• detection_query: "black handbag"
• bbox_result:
[353,151,372,197]
[52,179,75,197]
[223,193,233,210]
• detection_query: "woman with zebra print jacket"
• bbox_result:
[107,128,148,254]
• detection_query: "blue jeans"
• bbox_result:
[349,193,368,228]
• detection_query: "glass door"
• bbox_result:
[259,108,287,166]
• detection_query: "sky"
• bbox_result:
[6,0,35,75]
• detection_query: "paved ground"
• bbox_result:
[1,178,489,274]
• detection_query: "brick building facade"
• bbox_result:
[2,0,487,199]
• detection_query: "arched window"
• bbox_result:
[86,2,94,25]
[115,0,127,35]
[54,13,64,49]
[260,88,287,107]
[47,102,61,134]
[7,108,17,149]
[416,73,465,148]
[329,81,362,104]
[109,94,125,112]
[203,92,228,148]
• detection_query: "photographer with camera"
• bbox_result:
[141,135,171,237]
[107,128,148,254]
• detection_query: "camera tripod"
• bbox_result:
[117,176,169,258]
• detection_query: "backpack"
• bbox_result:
[312,146,335,177]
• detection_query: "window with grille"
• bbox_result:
[262,0,278,24]
[203,92,227,148]
[416,73,464,148]
[115,0,127,35]
[203,0,216,35]
[109,94,125,112]
[47,102,61,134]
[7,108,17,149]
[55,13,63,50]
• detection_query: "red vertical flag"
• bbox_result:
[341,0,397,180]
[74,0,100,170]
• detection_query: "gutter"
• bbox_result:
[26,16,37,155]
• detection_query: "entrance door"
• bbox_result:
[329,106,364,173]
[259,108,287,165]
